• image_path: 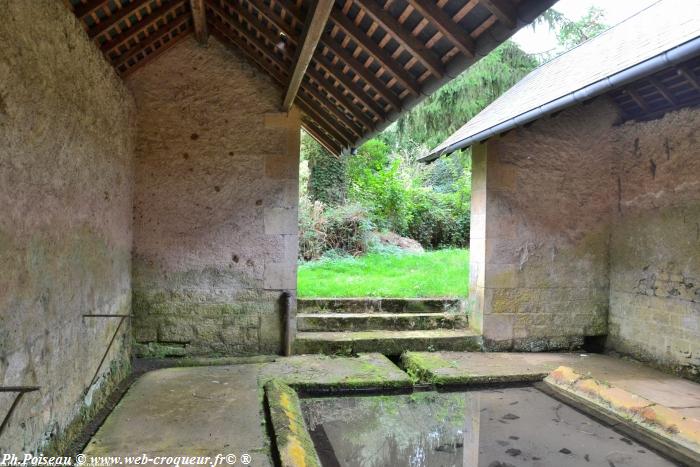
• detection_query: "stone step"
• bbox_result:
[293,329,482,355]
[297,298,464,314]
[296,312,468,332]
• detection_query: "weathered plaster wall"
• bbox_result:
[608,108,700,380]
[128,37,300,356]
[472,100,618,350]
[0,0,134,454]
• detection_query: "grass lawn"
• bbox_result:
[297,248,469,298]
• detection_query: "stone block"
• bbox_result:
[264,207,297,235]
[264,261,296,290]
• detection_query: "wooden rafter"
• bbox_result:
[625,88,650,112]
[479,0,516,29]
[87,0,152,40]
[329,8,420,95]
[208,5,359,142]
[354,0,445,79]
[190,0,208,44]
[282,0,334,111]
[302,120,343,154]
[246,0,394,116]
[647,76,677,106]
[113,15,191,69]
[267,0,403,111]
[406,0,475,58]
[678,66,700,90]
[120,25,192,77]
[73,0,111,19]
[100,1,187,56]
[214,0,370,133]
[210,22,348,152]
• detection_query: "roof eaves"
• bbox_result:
[421,35,700,163]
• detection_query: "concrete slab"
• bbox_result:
[83,364,272,465]
[402,352,700,419]
[259,353,412,390]
[82,354,411,461]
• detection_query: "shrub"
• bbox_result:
[298,195,372,261]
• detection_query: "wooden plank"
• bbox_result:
[246,0,398,112]
[100,1,186,55]
[648,76,677,106]
[190,0,209,43]
[302,119,344,154]
[120,26,191,76]
[625,88,650,113]
[112,15,191,69]
[479,0,516,29]
[214,0,368,133]
[88,0,153,39]
[678,66,700,90]
[74,0,111,19]
[355,0,445,78]
[282,0,334,111]
[208,9,359,141]
[330,8,420,95]
[406,0,475,58]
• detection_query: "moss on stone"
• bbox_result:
[264,379,321,467]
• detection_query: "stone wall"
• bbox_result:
[128,37,300,357]
[472,100,617,350]
[0,0,134,454]
[607,108,700,380]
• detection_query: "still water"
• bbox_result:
[301,386,678,467]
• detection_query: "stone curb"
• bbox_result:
[545,366,700,453]
[264,379,321,467]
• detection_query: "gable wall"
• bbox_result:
[127,37,300,357]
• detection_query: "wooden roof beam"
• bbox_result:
[190,0,209,44]
[479,0,516,29]
[678,66,700,91]
[647,76,677,106]
[88,0,152,40]
[121,26,191,77]
[244,0,394,115]
[264,0,402,111]
[209,22,351,150]
[282,0,335,111]
[215,0,371,132]
[73,0,111,19]
[208,2,366,137]
[302,120,343,155]
[112,14,191,69]
[208,7,359,142]
[100,1,187,56]
[330,8,421,96]
[406,0,475,58]
[354,0,445,79]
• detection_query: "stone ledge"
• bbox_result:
[264,380,321,467]
[544,366,700,458]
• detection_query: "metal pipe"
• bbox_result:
[421,35,700,162]
[282,291,296,356]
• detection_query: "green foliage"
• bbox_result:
[298,195,372,261]
[302,132,347,206]
[390,41,538,151]
[297,249,469,298]
[557,6,608,48]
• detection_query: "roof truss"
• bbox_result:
[66,0,548,154]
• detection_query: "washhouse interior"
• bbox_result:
[1,0,699,465]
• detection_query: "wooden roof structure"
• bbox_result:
[65,0,554,154]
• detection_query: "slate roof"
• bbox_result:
[426,0,700,160]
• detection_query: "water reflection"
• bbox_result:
[301,387,677,467]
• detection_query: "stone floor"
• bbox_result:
[403,351,700,420]
[81,352,700,465]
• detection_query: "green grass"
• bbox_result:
[297,249,469,298]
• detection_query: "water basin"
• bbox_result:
[301,386,678,467]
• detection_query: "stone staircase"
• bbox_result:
[293,298,482,355]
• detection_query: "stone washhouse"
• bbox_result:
[0,0,698,460]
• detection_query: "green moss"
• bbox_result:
[264,380,321,467]
[401,351,455,384]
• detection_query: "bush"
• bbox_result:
[298,195,372,261]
